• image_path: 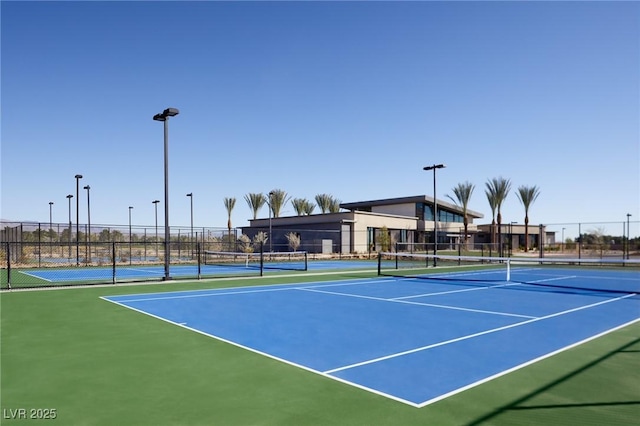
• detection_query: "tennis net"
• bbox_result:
[203,250,308,273]
[203,251,262,269]
[378,252,640,294]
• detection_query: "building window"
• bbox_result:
[417,202,464,223]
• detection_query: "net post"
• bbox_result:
[196,242,201,280]
[377,252,382,276]
[260,241,264,277]
[506,258,511,282]
[112,242,116,284]
[303,251,308,271]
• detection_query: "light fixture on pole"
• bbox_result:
[74,174,82,265]
[83,185,91,263]
[66,194,73,260]
[153,107,179,280]
[186,193,193,257]
[152,200,160,258]
[128,206,134,265]
[49,201,54,258]
[423,164,446,267]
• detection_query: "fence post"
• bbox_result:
[539,224,544,259]
[260,241,264,277]
[197,242,201,280]
[112,242,116,284]
[38,223,42,268]
[6,242,11,290]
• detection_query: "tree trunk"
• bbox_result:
[463,216,469,250]
[524,215,529,252]
[491,219,496,246]
[497,212,502,256]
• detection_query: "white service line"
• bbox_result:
[297,286,536,319]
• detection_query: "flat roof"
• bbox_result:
[340,195,484,219]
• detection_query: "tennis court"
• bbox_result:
[10,257,378,285]
[103,263,639,407]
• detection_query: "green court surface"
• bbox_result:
[1,272,638,425]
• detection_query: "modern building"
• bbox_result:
[242,195,484,254]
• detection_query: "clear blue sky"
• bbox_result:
[2,1,638,238]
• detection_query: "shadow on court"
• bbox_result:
[465,336,640,425]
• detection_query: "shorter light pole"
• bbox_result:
[627,213,632,260]
[129,206,134,265]
[49,201,54,258]
[66,194,73,260]
[423,164,446,266]
[75,174,83,265]
[561,227,566,252]
[84,185,91,263]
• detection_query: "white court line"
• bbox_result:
[109,278,395,303]
[527,276,577,283]
[393,282,516,300]
[297,286,536,319]
[118,267,165,275]
[511,268,640,282]
[18,271,53,282]
[323,292,637,375]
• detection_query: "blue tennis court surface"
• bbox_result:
[102,267,639,407]
[20,259,377,283]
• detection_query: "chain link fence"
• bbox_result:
[1,219,637,289]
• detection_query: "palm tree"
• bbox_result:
[302,200,315,215]
[328,197,341,213]
[516,185,541,252]
[315,194,333,214]
[446,181,475,247]
[485,187,499,247]
[223,197,236,249]
[244,193,266,220]
[291,198,310,216]
[485,177,512,256]
[269,189,289,218]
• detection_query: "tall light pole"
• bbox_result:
[49,201,54,258]
[561,227,566,252]
[268,191,274,252]
[152,200,160,258]
[66,194,73,260]
[84,185,91,263]
[128,206,134,265]
[186,193,193,257]
[75,174,82,265]
[423,164,446,267]
[153,107,179,280]
[627,213,632,260]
